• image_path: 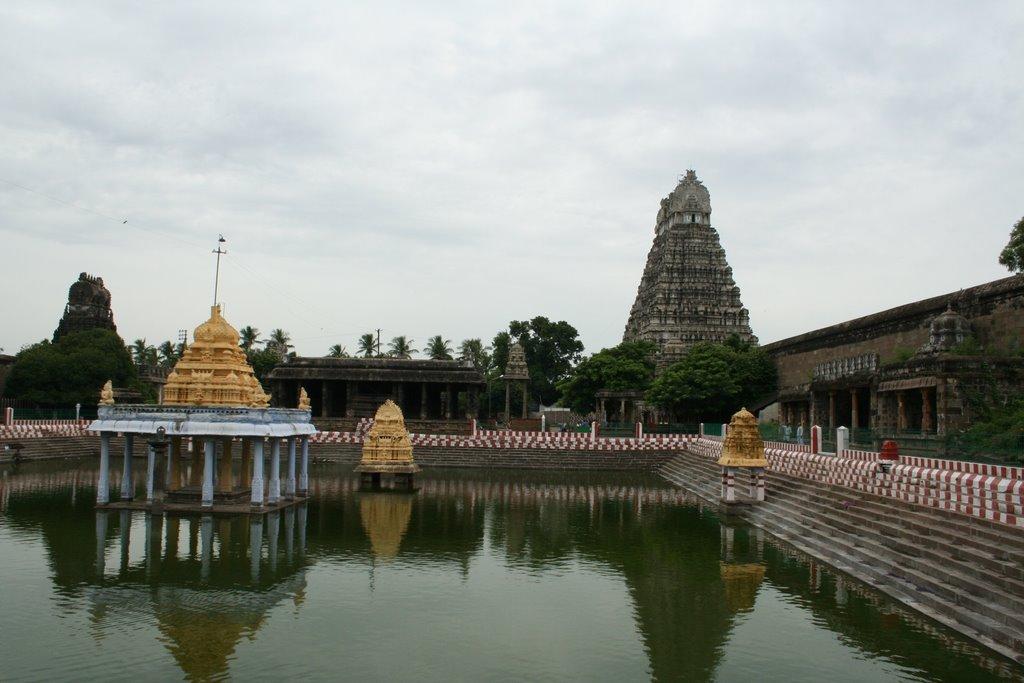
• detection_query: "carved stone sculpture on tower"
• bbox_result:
[624,171,757,368]
[53,272,117,341]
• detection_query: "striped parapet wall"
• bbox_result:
[310,428,697,452]
[1,421,94,440]
[687,437,1024,528]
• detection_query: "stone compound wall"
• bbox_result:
[765,274,1024,392]
[689,437,1024,528]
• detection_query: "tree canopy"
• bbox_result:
[358,332,377,357]
[425,335,453,360]
[558,341,658,413]
[388,335,417,358]
[3,329,139,407]
[646,338,777,423]
[503,317,584,405]
[999,215,1024,273]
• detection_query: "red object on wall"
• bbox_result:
[811,426,820,454]
[880,440,900,461]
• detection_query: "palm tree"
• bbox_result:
[387,336,417,359]
[266,328,293,360]
[458,338,491,369]
[358,332,377,357]
[131,338,156,367]
[239,325,261,351]
[328,344,349,358]
[157,340,179,368]
[425,335,453,360]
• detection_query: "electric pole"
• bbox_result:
[376,328,381,357]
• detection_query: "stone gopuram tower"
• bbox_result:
[53,272,117,341]
[624,171,756,368]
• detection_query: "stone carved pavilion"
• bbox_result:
[624,171,756,368]
[53,272,117,341]
[90,305,314,512]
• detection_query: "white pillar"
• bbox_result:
[721,467,736,502]
[146,444,157,501]
[98,432,111,504]
[251,438,265,507]
[749,467,765,502]
[202,439,215,508]
[299,437,309,496]
[837,426,850,455]
[121,434,135,500]
[268,439,281,504]
[285,438,297,499]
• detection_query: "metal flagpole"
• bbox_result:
[212,235,227,305]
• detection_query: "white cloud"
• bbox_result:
[1,0,1022,356]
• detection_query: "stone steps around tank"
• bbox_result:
[659,452,1024,663]
[0,436,103,463]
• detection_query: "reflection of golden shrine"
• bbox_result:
[162,305,269,407]
[359,494,413,560]
[717,408,768,504]
[355,400,420,491]
[719,562,766,612]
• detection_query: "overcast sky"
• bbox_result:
[2,1,1022,358]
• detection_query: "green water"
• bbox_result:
[0,460,1020,682]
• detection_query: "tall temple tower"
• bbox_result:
[623,170,756,367]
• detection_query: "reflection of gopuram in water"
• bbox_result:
[359,494,413,560]
[3,461,1015,680]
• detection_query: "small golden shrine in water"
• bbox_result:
[718,408,768,468]
[717,407,768,504]
[162,305,269,407]
[355,400,420,491]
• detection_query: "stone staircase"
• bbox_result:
[660,451,1024,664]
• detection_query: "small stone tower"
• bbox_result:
[624,171,756,368]
[53,272,117,341]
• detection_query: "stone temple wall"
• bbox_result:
[766,274,1024,393]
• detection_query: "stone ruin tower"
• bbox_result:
[53,272,117,341]
[623,171,756,368]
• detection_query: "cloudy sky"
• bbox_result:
[2,1,1022,357]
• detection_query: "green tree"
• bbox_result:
[3,329,139,407]
[328,344,349,358]
[239,325,261,351]
[131,338,157,367]
[646,342,777,422]
[558,341,658,413]
[246,346,282,381]
[358,332,377,357]
[425,335,453,360]
[999,215,1024,273]
[507,317,584,405]
[266,328,294,361]
[157,340,179,368]
[458,338,491,370]
[387,336,417,358]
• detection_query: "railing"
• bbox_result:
[12,406,98,420]
[647,423,699,435]
[601,422,637,438]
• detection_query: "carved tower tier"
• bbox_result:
[623,171,756,368]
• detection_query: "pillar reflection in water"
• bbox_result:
[95,510,109,576]
[119,509,131,574]
[200,515,213,581]
[250,516,263,583]
[267,511,280,573]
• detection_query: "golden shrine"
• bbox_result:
[717,407,768,505]
[718,408,768,468]
[355,400,420,491]
[161,305,269,408]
